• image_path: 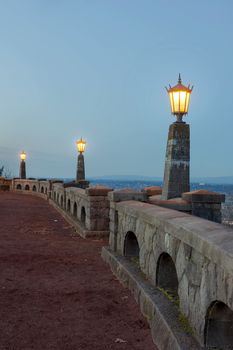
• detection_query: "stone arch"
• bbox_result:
[73,202,77,218]
[16,184,22,190]
[124,231,139,257]
[41,186,44,194]
[25,184,30,191]
[81,206,86,225]
[156,252,178,298]
[204,300,233,349]
[60,195,63,208]
[67,199,71,212]
[32,185,36,192]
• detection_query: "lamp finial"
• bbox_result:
[178,73,182,84]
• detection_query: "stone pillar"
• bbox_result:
[20,160,26,179]
[182,190,225,223]
[76,153,85,181]
[162,122,190,200]
[85,186,113,233]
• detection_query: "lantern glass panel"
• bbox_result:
[76,139,86,153]
[20,152,26,161]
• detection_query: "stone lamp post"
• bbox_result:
[76,137,87,181]
[162,75,193,200]
[19,150,27,179]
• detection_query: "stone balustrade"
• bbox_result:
[103,193,233,349]
[12,178,112,239]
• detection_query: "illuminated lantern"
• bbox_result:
[20,151,27,161]
[166,74,193,122]
[76,138,86,154]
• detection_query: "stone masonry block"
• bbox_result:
[182,190,225,203]
[86,186,113,196]
[108,189,147,202]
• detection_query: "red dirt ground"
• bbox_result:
[0,192,156,350]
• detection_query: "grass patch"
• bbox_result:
[158,287,194,335]
[157,287,179,307]
[178,312,194,335]
[130,256,140,267]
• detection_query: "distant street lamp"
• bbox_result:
[19,151,27,179]
[76,138,86,181]
[162,75,193,199]
[166,74,193,123]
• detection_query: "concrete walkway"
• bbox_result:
[0,192,156,350]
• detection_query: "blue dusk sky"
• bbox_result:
[0,0,232,178]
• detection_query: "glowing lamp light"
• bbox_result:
[20,151,27,161]
[76,138,86,153]
[166,74,193,122]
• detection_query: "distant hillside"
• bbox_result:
[191,176,233,185]
[90,175,162,181]
[90,175,233,185]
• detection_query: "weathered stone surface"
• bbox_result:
[162,122,190,200]
[149,195,191,212]
[182,190,225,203]
[143,186,162,196]
[86,186,113,196]
[108,189,147,202]
[110,199,233,346]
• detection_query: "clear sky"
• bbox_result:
[0,0,233,178]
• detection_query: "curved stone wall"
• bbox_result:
[12,179,112,239]
[109,199,233,347]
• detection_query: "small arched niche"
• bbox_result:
[60,195,63,208]
[67,199,71,212]
[81,206,86,226]
[25,184,30,191]
[41,186,44,193]
[124,231,139,257]
[16,184,22,190]
[32,185,36,192]
[205,300,233,349]
[73,202,77,218]
[156,252,178,298]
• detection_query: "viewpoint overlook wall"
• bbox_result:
[9,178,233,349]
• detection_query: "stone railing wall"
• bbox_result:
[106,193,233,348]
[12,178,112,238]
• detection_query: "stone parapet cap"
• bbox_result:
[108,188,147,202]
[142,186,162,196]
[86,185,113,196]
[149,195,191,211]
[182,190,225,203]
[50,179,64,184]
[63,180,88,188]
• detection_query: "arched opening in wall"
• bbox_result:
[124,231,139,258]
[25,185,30,191]
[73,202,77,218]
[16,184,22,190]
[60,195,63,208]
[81,207,86,226]
[32,185,36,192]
[204,300,233,349]
[67,199,71,213]
[156,253,179,300]
[41,186,44,193]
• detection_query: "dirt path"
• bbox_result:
[0,192,156,350]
